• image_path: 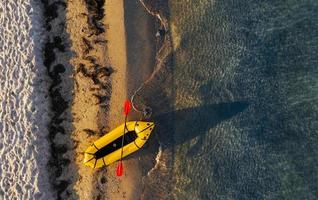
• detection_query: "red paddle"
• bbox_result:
[116,100,132,177]
[116,161,123,177]
[124,100,132,116]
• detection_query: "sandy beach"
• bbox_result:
[68,0,157,199]
[3,0,318,199]
[1,0,161,199]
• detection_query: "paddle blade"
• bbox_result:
[124,100,132,115]
[116,162,123,177]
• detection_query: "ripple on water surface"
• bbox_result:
[142,0,318,199]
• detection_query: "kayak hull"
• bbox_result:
[83,121,154,168]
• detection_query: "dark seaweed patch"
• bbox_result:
[49,64,65,88]
[41,1,66,31]
[95,194,102,200]
[83,129,98,136]
[55,145,68,154]
[43,37,65,68]
[51,89,68,117]
[55,166,63,177]
[82,37,93,54]
[76,62,113,88]
[53,36,66,52]
[54,180,70,195]
[58,158,71,166]
[43,41,56,68]
[100,176,106,184]
[84,0,105,35]
[93,94,110,105]
[83,56,98,64]
[51,64,66,78]
[42,1,75,199]
[48,125,65,141]
[76,63,89,76]
[42,0,58,23]
[94,39,108,44]
[97,66,114,77]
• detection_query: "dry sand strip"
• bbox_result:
[66,0,112,199]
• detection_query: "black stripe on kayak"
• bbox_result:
[93,143,99,151]
[134,140,141,149]
[94,159,97,168]
[85,152,94,155]
[84,156,95,164]
[137,124,154,135]
[94,131,138,159]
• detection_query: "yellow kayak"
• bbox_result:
[83,121,155,168]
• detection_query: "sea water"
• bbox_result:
[142,0,318,199]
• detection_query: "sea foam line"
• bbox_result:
[147,145,163,177]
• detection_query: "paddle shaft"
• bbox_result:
[117,100,131,176]
[119,114,128,162]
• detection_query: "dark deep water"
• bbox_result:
[141,0,318,199]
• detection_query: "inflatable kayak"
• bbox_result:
[83,121,155,168]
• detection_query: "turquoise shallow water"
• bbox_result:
[141,0,318,199]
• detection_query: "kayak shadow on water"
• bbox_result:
[153,101,249,148]
[133,101,249,197]
[135,101,249,164]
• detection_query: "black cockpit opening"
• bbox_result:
[94,131,138,159]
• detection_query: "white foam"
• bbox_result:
[147,145,163,177]
[0,1,54,199]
